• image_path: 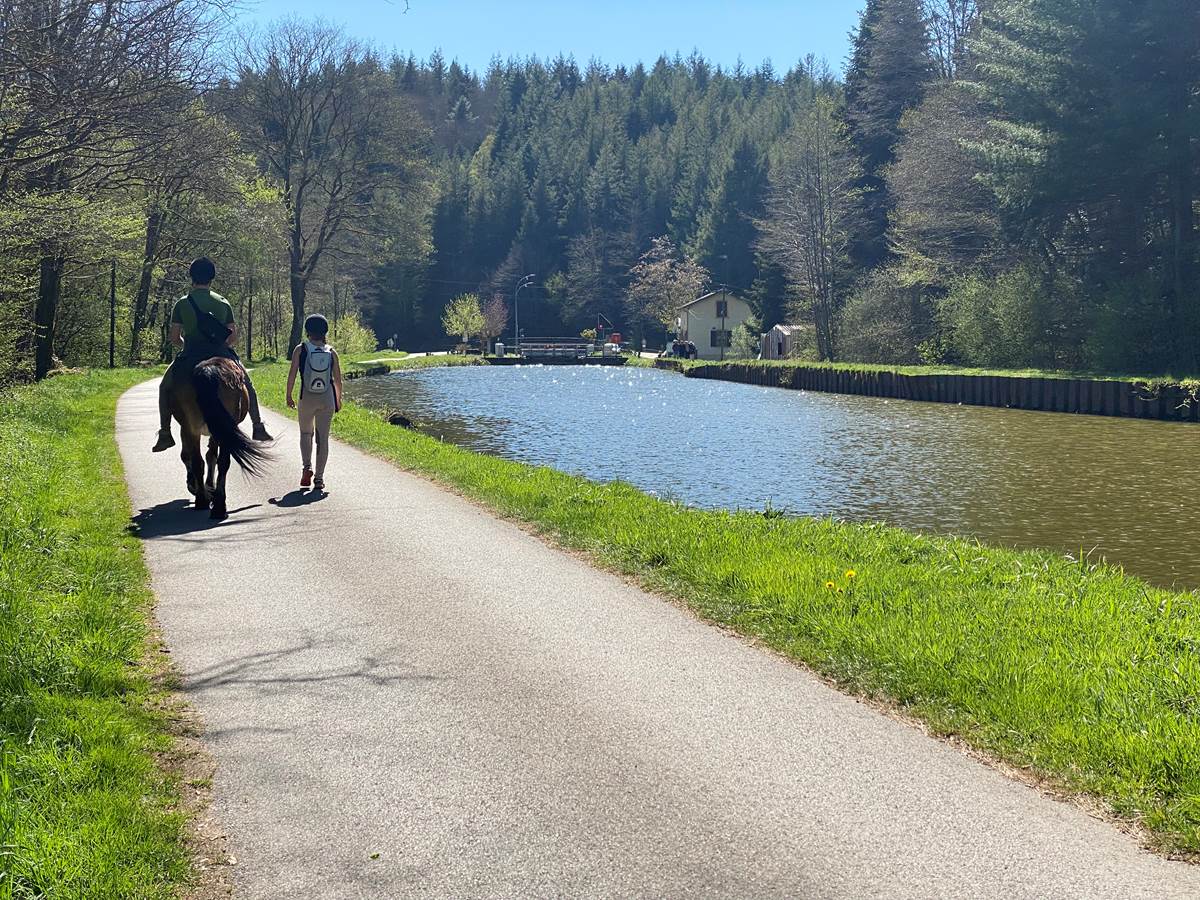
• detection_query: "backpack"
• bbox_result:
[299,340,333,396]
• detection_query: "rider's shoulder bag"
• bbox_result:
[187,294,232,344]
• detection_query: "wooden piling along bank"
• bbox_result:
[653,359,1200,422]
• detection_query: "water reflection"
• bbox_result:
[348,365,1200,588]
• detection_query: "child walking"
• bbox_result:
[286,315,343,491]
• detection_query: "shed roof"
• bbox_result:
[770,323,809,336]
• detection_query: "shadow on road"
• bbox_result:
[184,635,440,696]
[269,489,327,507]
[129,498,263,539]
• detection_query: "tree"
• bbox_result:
[481,293,509,352]
[844,0,933,268]
[692,135,768,295]
[564,141,636,326]
[126,112,282,362]
[923,0,983,79]
[757,99,861,360]
[1,0,225,378]
[441,293,485,343]
[888,83,1005,282]
[969,0,1200,367]
[235,20,427,353]
[625,236,710,333]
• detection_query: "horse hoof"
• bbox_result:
[195,497,209,510]
[210,508,227,521]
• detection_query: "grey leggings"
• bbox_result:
[298,391,336,476]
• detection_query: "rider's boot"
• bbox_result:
[252,421,273,442]
[152,428,176,452]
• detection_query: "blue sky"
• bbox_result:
[240,1,866,76]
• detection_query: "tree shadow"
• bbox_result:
[185,635,441,695]
[128,498,263,539]
[269,489,327,507]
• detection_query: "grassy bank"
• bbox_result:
[0,370,189,898]
[340,353,486,378]
[251,362,1200,855]
[641,355,1200,394]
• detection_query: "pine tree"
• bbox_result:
[693,134,768,295]
[844,0,933,268]
[970,0,1200,368]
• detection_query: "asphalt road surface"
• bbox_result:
[116,379,1198,899]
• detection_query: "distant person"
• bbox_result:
[286,314,343,492]
[391,333,399,350]
[386,335,394,350]
[152,257,271,452]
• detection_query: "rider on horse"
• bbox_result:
[152,257,272,452]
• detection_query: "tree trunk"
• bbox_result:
[288,265,306,355]
[130,207,163,363]
[34,256,64,379]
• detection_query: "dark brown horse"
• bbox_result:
[165,357,269,519]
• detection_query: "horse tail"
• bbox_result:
[191,360,270,477]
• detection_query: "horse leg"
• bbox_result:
[210,445,231,520]
[185,433,208,510]
[182,445,197,497]
[205,437,218,493]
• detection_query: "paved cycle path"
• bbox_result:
[116,379,1197,898]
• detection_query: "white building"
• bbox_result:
[761,323,810,360]
[675,290,755,360]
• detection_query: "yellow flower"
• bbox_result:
[825,581,836,590]
[845,570,857,580]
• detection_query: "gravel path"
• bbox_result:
[116,378,1198,898]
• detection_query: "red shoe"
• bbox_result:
[300,468,313,487]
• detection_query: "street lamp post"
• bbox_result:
[514,273,535,357]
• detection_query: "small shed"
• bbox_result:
[761,324,809,360]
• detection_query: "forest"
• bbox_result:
[2,0,1198,384]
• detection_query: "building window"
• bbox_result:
[715,299,728,318]
[710,329,732,348]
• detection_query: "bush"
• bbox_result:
[1084,276,1177,375]
[838,269,930,364]
[729,316,761,359]
[937,263,1083,369]
[332,312,378,356]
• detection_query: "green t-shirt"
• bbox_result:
[170,289,234,347]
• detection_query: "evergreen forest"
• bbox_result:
[3,0,1198,382]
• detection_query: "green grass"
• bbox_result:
[645,355,1200,390]
[0,370,189,899]
[251,360,1200,855]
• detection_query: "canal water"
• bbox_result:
[347,365,1200,589]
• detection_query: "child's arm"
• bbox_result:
[332,350,344,412]
[286,345,301,408]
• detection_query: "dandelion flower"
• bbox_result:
[825,581,836,590]
[845,570,857,579]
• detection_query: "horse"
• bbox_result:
[165,357,270,520]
